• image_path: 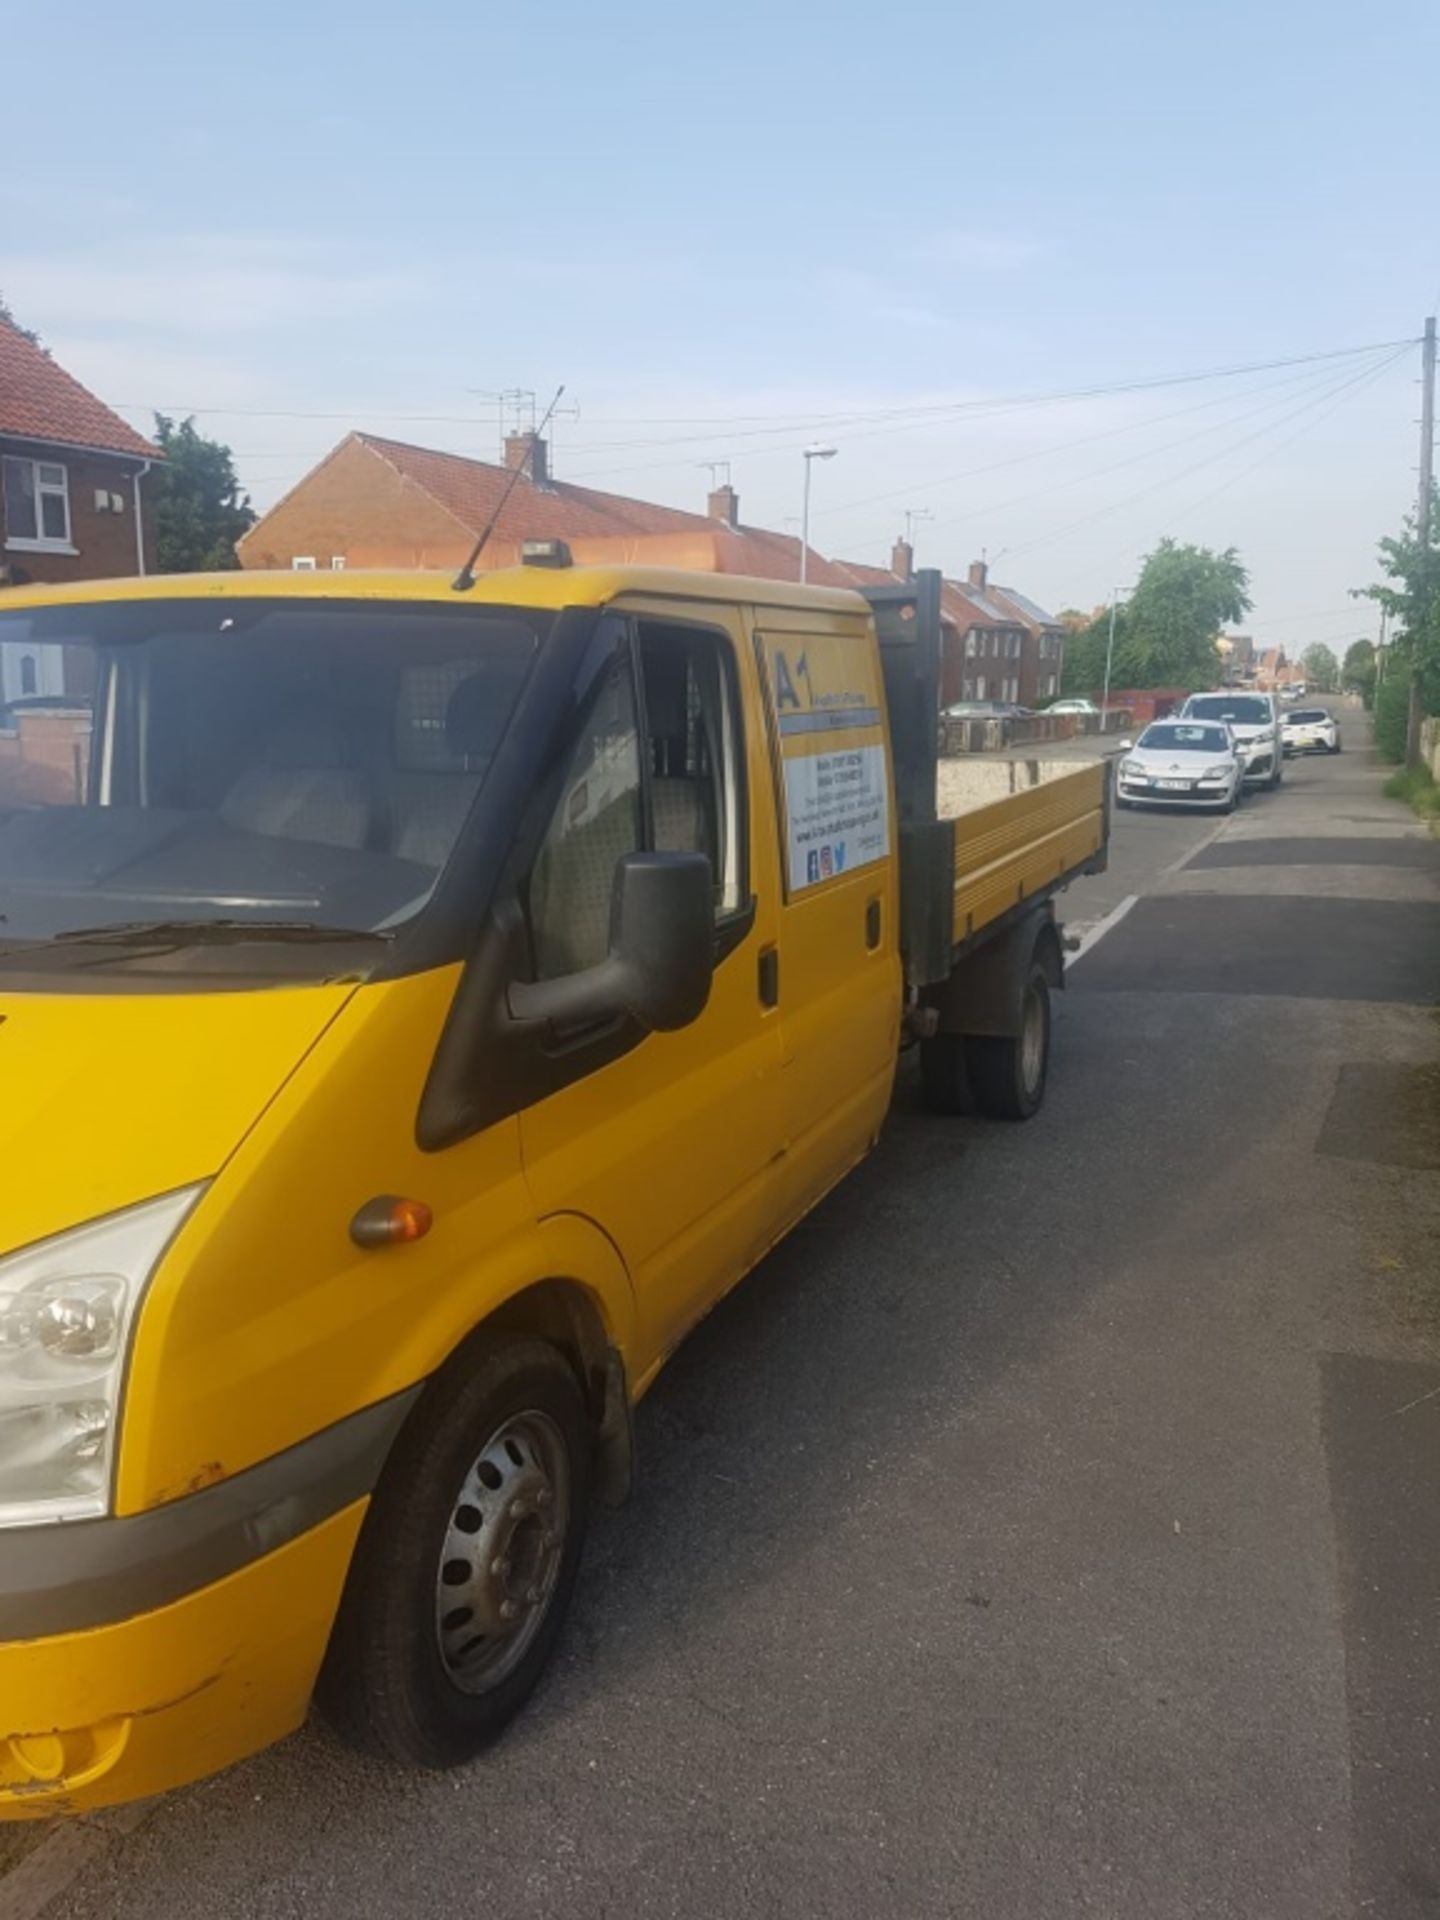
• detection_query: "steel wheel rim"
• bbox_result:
[435,1409,570,1695]
[1020,985,1046,1097]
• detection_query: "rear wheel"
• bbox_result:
[964,963,1052,1121]
[319,1338,592,1768]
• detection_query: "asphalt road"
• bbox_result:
[37,708,1440,1920]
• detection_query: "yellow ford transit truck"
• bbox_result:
[0,562,1106,1816]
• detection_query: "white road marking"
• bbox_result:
[1068,893,1139,963]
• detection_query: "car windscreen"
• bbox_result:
[1185,695,1270,724]
[1137,724,1230,753]
[0,597,541,964]
[1287,710,1327,724]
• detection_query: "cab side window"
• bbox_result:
[526,652,643,980]
[523,620,746,983]
[637,621,746,921]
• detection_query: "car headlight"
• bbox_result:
[0,1186,205,1528]
[1203,764,1232,779]
[1121,760,1146,777]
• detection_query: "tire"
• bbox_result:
[964,963,1052,1121]
[920,1032,972,1115]
[318,1337,592,1768]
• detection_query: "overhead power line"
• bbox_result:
[991,348,1409,566]
[113,336,1416,460]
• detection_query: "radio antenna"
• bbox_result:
[452,383,566,591]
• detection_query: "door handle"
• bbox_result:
[865,897,882,950]
[758,945,779,1008]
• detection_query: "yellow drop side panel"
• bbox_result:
[950,762,1107,948]
[751,610,902,1226]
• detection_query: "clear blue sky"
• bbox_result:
[6,0,1437,648]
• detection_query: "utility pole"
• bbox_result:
[1101,586,1122,722]
[1406,315,1436,767]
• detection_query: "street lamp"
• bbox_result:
[800,444,837,584]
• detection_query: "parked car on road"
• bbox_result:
[1115,720,1245,811]
[944,699,1033,719]
[1177,690,1283,789]
[1282,707,1340,755]
[1045,698,1098,715]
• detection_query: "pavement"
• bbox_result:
[13,703,1440,1920]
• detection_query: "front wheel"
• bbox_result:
[318,1338,592,1768]
[965,963,1052,1121]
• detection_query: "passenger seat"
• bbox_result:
[220,711,373,850]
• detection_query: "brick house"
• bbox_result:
[985,578,1066,707]
[239,431,859,586]
[940,563,1029,707]
[0,321,158,629]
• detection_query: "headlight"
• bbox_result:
[0,1187,204,1528]
[1121,760,1146,777]
[1203,764,1232,779]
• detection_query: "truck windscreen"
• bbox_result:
[0,598,539,960]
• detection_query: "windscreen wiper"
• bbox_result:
[46,919,392,947]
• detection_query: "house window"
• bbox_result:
[962,677,974,699]
[292,556,318,571]
[964,632,977,659]
[330,556,346,571]
[3,457,71,548]
[976,675,988,700]
[19,655,37,696]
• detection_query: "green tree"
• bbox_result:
[1060,539,1250,694]
[1341,637,1376,706]
[150,414,256,572]
[1357,487,1439,768]
[1373,668,1412,763]
[1300,641,1339,692]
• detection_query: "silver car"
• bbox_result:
[1115,719,1245,812]
[1177,690,1283,789]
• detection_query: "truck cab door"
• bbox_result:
[750,610,902,1228]
[517,604,785,1376]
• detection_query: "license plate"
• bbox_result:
[1157,778,1190,790]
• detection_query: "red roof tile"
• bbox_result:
[265,435,861,588]
[0,321,156,460]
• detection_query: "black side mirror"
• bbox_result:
[508,851,715,1034]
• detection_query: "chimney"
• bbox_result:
[503,431,550,487]
[968,558,988,591]
[708,482,740,529]
[891,536,914,580]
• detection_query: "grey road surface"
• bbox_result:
[42,710,1440,1920]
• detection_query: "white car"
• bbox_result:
[1115,720,1245,812]
[1045,698,1098,715]
[1178,690,1283,789]
[1282,707,1340,755]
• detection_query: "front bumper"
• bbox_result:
[1118,778,1233,810]
[1240,749,1275,780]
[0,1387,416,1819]
[0,1502,363,1818]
